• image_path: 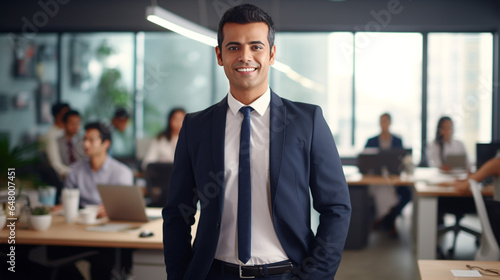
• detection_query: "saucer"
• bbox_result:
[76,217,108,225]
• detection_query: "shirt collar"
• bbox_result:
[227,87,270,117]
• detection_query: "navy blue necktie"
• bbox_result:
[238,106,252,264]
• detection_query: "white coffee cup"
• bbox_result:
[62,188,80,223]
[80,205,98,224]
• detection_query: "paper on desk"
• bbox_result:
[451,269,482,277]
[85,223,132,232]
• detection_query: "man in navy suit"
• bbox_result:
[163,4,351,279]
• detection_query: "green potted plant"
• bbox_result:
[0,135,41,192]
[30,206,52,231]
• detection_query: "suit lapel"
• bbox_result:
[269,91,285,204]
[211,97,228,210]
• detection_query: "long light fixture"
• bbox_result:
[146,5,325,93]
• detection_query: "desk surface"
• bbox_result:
[418,260,500,280]
[0,208,199,250]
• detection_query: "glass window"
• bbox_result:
[60,33,135,157]
[354,32,423,161]
[427,33,493,162]
[141,32,215,138]
[271,32,354,153]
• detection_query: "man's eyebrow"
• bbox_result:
[224,41,266,47]
[225,42,241,47]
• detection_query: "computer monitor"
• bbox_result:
[357,148,412,175]
[476,142,500,170]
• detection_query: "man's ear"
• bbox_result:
[103,139,111,151]
[215,46,223,66]
[269,45,276,65]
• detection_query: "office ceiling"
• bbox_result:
[1,0,499,33]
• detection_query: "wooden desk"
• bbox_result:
[0,210,163,249]
[418,260,500,280]
[413,182,494,260]
[0,209,198,250]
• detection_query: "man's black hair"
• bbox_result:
[113,107,130,120]
[51,103,70,117]
[217,4,275,53]
[84,122,112,144]
[62,110,81,123]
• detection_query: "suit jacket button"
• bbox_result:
[216,223,220,229]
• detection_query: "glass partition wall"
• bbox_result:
[0,31,494,165]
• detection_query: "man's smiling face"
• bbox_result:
[216,22,276,97]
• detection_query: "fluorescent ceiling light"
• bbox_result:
[146,5,217,46]
[146,5,325,93]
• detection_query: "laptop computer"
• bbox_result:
[97,184,162,222]
[443,154,467,170]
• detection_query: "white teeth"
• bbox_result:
[237,68,256,72]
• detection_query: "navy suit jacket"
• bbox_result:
[365,134,403,149]
[163,91,351,280]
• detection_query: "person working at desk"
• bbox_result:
[426,116,469,171]
[64,121,133,212]
[62,121,134,280]
[365,113,411,236]
[426,116,475,229]
[163,4,351,280]
[141,107,185,170]
[110,107,134,158]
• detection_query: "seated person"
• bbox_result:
[61,121,134,279]
[426,116,475,226]
[426,116,470,171]
[52,110,86,178]
[365,113,410,235]
[65,121,134,211]
[43,102,70,175]
[141,108,185,170]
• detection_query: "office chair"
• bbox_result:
[469,179,500,261]
[437,196,481,259]
[28,246,98,280]
[145,162,174,207]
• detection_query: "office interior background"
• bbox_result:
[0,0,499,164]
[0,0,500,163]
[1,1,500,279]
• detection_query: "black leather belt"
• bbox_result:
[211,259,294,278]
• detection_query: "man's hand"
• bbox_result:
[452,179,470,193]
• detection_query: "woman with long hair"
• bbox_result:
[142,108,186,170]
[426,116,469,171]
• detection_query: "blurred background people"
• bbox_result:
[426,116,469,171]
[141,108,185,170]
[365,113,410,236]
[109,107,134,158]
[365,113,403,149]
[53,110,86,177]
[43,102,70,170]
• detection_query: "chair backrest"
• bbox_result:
[469,179,500,261]
[145,162,174,207]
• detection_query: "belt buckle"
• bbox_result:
[239,265,255,279]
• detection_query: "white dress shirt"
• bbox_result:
[141,136,178,170]
[43,125,66,176]
[215,88,288,265]
[426,139,469,167]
